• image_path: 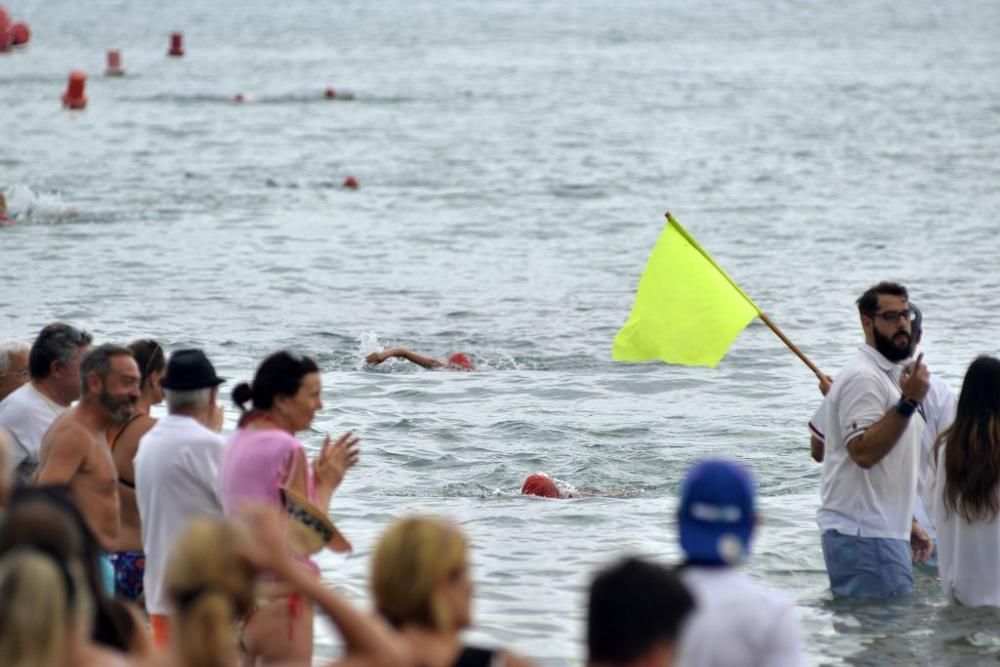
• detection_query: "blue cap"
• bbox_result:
[678,460,756,565]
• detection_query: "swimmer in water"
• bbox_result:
[522,473,562,498]
[365,348,474,371]
[0,193,10,224]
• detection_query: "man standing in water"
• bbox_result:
[808,302,956,567]
[35,344,141,593]
[817,282,932,597]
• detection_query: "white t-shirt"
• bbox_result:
[810,370,956,538]
[816,345,923,541]
[0,383,66,484]
[676,566,806,667]
[927,444,1000,606]
[134,414,226,615]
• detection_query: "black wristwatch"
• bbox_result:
[896,397,919,418]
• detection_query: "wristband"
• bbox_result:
[895,397,918,418]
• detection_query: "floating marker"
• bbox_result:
[232,92,245,103]
[343,176,359,189]
[324,87,336,99]
[10,20,27,45]
[61,70,88,109]
[168,32,184,57]
[105,49,124,76]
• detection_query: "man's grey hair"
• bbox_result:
[29,323,93,380]
[165,387,212,412]
[80,343,132,395]
[0,341,29,376]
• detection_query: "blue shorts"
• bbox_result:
[821,529,914,598]
[99,552,116,597]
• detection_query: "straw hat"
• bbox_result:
[279,487,351,555]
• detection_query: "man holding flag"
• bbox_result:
[816,281,933,598]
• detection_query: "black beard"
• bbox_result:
[873,327,911,362]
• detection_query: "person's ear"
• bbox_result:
[86,371,102,394]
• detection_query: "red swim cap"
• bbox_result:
[447,353,474,370]
[521,474,560,498]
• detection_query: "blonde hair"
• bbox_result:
[371,516,468,630]
[166,518,256,667]
[0,549,90,667]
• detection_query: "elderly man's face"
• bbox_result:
[0,348,29,402]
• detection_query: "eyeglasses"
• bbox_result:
[873,309,916,323]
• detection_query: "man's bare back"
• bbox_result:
[37,409,121,550]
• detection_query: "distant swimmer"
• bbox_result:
[521,473,561,498]
[520,472,608,499]
[0,193,9,224]
[365,347,474,371]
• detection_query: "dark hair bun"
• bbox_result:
[231,382,253,410]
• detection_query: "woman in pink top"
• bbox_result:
[220,350,359,666]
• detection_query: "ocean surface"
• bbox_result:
[3,0,1000,664]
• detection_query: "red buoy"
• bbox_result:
[232,92,245,103]
[105,49,125,76]
[0,7,10,52]
[324,87,336,99]
[343,176,359,189]
[10,21,28,45]
[61,70,88,110]
[168,32,184,57]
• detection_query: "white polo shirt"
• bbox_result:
[927,443,1000,606]
[676,567,806,667]
[810,369,955,538]
[0,383,66,484]
[816,345,923,541]
[135,414,226,615]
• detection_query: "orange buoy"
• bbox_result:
[61,70,88,110]
[168,32,184,57]
[105,49,125,76]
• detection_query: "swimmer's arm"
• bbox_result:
[35,426,90,484]
[366,347,444,369]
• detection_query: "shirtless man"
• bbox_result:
[35,343,141,594]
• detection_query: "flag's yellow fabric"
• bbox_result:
[612,214,760,367]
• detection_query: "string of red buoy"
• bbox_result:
[3,12,364,202]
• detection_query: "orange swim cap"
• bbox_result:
[447,353,474,370]
[521,474,560,498]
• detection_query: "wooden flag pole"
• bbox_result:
[757,312,827,380]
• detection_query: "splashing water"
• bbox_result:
[2,185,78,223]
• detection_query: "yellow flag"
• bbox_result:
[612,214,760,367]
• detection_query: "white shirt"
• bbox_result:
[810,370,956,538]
[135,414,226,615]
[816,345,923,541]
[927,444,1000,606]
[676,567,806,667]
[0,382,66,484]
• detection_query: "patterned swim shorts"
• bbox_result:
[110,550,145,601]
